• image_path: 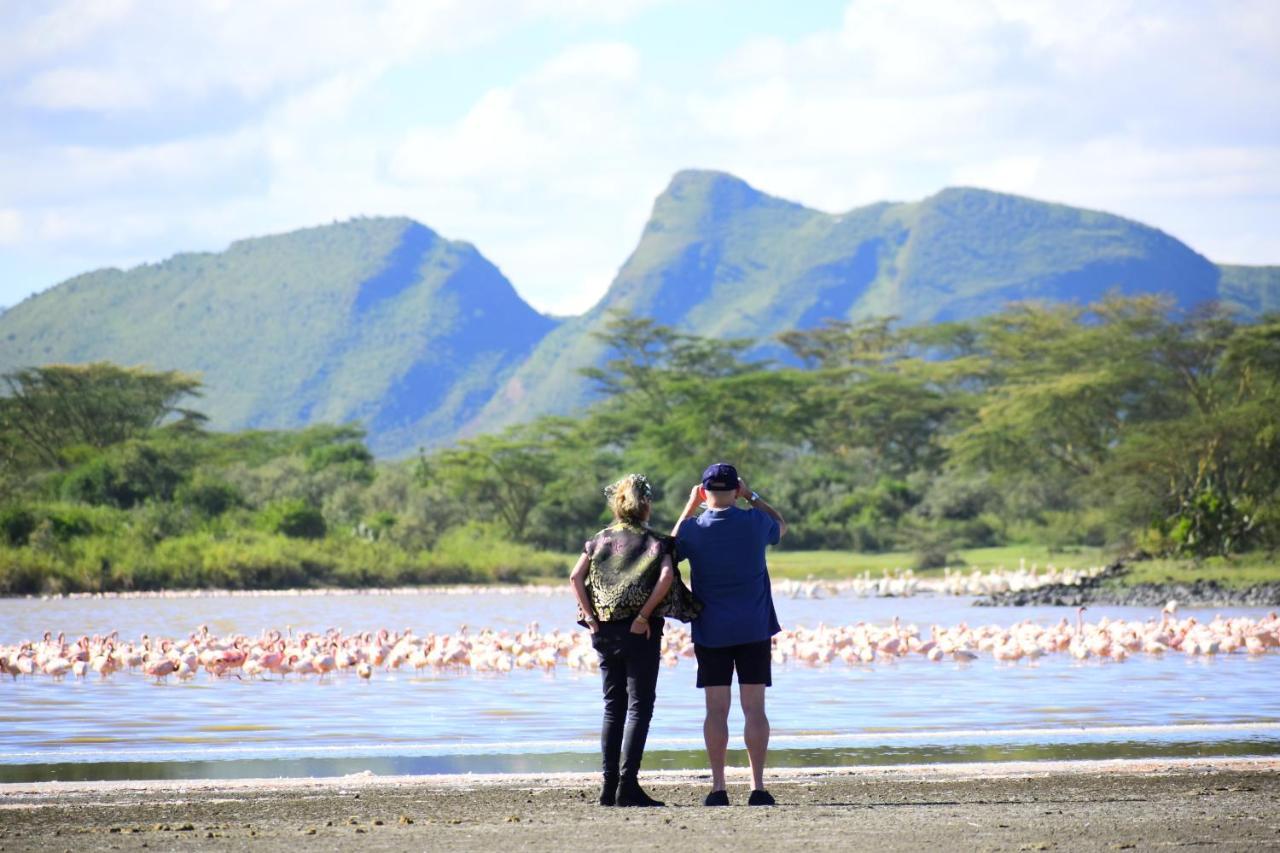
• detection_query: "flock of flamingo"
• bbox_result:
[3,605,1277,683]
[34,564,1101,603]
[776,564,1104,598]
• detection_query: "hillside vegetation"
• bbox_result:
[0,218,557,455]
[1,172,1276,455]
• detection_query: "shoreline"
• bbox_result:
[3,755,1277,796]
[2,757,1276,851]
[978,575,1280,608]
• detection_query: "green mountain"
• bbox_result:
[1,171,1275,454]
[0,217,557,455]
[1218,264,1280,315]
[470,170,1275,430]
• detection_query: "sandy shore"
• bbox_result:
[1,758,1277,851]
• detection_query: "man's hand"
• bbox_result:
[630,615,651,639]
[736,477,751,500]
[586,617,601,634]
[672,484,705,536]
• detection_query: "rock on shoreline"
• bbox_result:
[975,559,1280,608]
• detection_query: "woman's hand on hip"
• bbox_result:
[630,616,651,639]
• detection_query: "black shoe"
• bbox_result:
[616,777,664,807]
[747,789,776,806]
[704,789,730,806]
[599,774,618,806]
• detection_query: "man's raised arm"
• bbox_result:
[740,478,787,538]
[672,484,704,537]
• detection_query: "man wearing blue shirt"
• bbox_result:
[673,462,787,807]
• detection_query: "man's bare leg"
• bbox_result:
[703,686,732,791]
[740,683,769,791]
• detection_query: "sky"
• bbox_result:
[1,0,1277,315]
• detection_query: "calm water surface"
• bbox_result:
[2,590,1278,781]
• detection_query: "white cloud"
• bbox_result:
[1,0,1277,314]
[950,156,1044,195]
[0,130,265,206]
[18,66,151,111]
[537,41,640,81]
[0,209,23,245]
[390,89,554,183]
[3,1,655,114]
[0,0,137,72]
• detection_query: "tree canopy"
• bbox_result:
[1,297,1276,594]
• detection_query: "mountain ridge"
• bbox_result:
[1,172,1275,455]
[0,216,558,455]
[466,170,1260,433]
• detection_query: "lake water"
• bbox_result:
[2,589,1278,782]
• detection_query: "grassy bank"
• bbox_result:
[765,546,1280,588]
[0,525,570,596]
[6,535,1277,595]
[1116,551,1280,589]
[765,544,1107,580]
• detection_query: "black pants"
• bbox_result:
[593,618,663,780]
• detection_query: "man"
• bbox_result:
[673,462,787,806]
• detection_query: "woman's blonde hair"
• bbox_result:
[604,473,653,525]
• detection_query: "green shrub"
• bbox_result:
[0,507,37,546]
[1166,487,1256,558]
[422,522,568,582]
[259,499,327,539]
[46,506,97,541]
[60,442,186,508]
[176,478,244,517]
[198,534,321,589]
[306,441,374,482]
[0,547,62,594]
[0,504,102,545]
[131,501,199,541]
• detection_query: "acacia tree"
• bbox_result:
[581,311,761,409]
[580,312,801,514]
[946,298,1183,480]
[1104,313,1280,555]
[424,419,573,542]
[947,297,1280,555]
[0,363,205,468]
[779,318,975,475]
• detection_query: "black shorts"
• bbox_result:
[694,639,773,688]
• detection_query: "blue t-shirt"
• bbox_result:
[676,506,781,647]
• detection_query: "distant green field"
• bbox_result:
[543,546,1280,587]
[407,544,1280,591]
[534,544,1110,584]
[1118,552,1280,589]
[766,545,1107,580]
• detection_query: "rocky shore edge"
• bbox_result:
[975,557,1280,608]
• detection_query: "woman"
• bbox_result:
[570,473,679,808]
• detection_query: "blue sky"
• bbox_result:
[1,0,1277,314]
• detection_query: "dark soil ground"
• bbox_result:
[1,759,1277,852]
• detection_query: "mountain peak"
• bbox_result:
[664,168,759,196]
[646,169,808,237]
[224,215,432,255]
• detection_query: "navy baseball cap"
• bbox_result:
[701,462,739,491]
